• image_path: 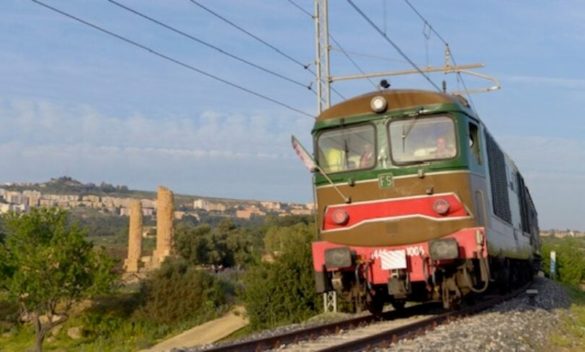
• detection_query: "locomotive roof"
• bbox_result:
[317,89,471,121]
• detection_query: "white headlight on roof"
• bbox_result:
[370,95,388,113]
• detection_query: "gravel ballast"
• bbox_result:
[386,277,570,352]
[183,277,570,352]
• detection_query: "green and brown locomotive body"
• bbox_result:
[308,89,539,311]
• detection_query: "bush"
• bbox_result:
[542,238,585,286]
[243,223,319,330]
[134,258,231,325]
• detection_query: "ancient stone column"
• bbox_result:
[153,186,174,267]
[124,199,143,273]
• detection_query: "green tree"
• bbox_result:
[243,223,319,330]
[174,224,212,265]
[174,220,258,269]
[264,223,313,254]
[0,208,115,352]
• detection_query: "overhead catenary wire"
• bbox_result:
[402,0,477,110]
[403,0,448,44]
[188,0,345,101]
[287,0,313,18]
[285,0,378,91]
[107,0,315,93]
[288,0,379,93]
[329,47,405,64]
[189,0,310,70]
[328,35,379,91]
[30,0,314,119]
[346,0,442,92]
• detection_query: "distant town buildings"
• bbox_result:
[193,199,227,212]
[540,230,585,238]
[0,185,314,220]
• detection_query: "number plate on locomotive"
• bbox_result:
[372,249,407,270]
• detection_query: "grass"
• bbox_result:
[545,285,585,352]
[0,308,222,352]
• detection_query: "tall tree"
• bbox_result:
[0,208,115,352]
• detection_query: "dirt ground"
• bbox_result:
[142,306,248,352]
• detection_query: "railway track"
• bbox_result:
[196,283,531,352]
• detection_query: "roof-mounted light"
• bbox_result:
[370,96,388,113]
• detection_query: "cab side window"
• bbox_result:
[469,122,481,165]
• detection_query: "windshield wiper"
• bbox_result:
[401,107,426,141]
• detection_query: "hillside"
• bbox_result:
[0,176,314,222]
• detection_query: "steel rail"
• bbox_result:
[316,283,532,352]
[194,283,530,352]
[196,302,439,352]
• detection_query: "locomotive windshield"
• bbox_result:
[317,124,376,173]
[389,115,456,164]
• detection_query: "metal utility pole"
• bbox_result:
[313,0,499,116]
[314,0,331,115]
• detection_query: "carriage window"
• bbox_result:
[388,116,456,164]
[317,124,376,173]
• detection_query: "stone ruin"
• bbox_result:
[123,199,143,273]
[153,186,174,268]
[124,186,175,273]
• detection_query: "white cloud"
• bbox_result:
[0,98,315,201]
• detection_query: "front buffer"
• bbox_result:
[312,227,489,312]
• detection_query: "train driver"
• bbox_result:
[434,136,456,158]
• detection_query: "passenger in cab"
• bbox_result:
[359,142,375,168]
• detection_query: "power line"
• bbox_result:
[346,0,441,92]
[30,0,314,118]
[107,0,314,93]
[284,0,378,91]
[402,0,477,110]
[403,0,448,44]
[329,47,404,63]
[108,0,316,94]
[287,0,404,81]
[189,0,311,71]
[189,0,346,101]
[328,35,379,91]
[287,0,313,18]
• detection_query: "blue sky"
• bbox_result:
[1,1,584,230]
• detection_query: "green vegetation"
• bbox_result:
[72,258,233,351]
[174,219,261,269]
[541,237,585,286]
[69,208,131,238]
[134,258,232,325]
[541,236,585,351]
[546,286,585,351]
[0,208,115,352]
[243,222,320,330]
[6,176,133,196]
[0,213,319,351]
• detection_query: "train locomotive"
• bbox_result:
[294,89,540,313]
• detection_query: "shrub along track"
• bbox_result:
[192,282,532,352]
